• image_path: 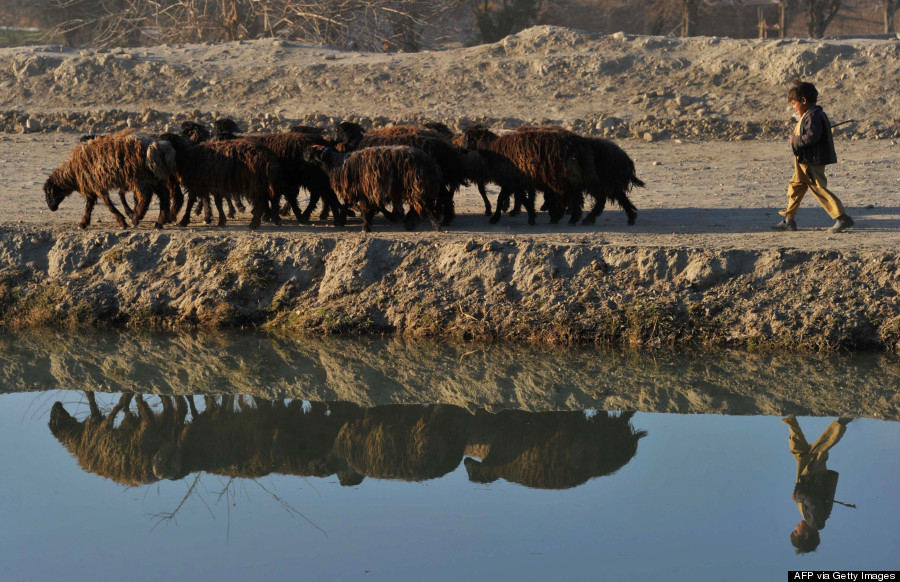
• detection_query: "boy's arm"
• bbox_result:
[791,111,825,152]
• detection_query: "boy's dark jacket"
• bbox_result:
[791,105,838,166]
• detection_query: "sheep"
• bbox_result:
[159,132,283,230]
[44,130,175,229]
[49,392,189,486]
[515,126,643,225]
[462,125,608,225]
[304,144,442,233]
[195,119,346,226]
[464,410,647,490]
[179,120,245,221]
[330,121,466,226]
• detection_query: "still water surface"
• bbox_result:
[0,330,898,581]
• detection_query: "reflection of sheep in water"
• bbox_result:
[48,396,645,491]
[44,130,175,229]
[48,393,366,485]
[332,405,473,482]
[464,410,647,489]
[49,392,187,486]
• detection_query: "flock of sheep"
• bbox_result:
[43,118,645,232]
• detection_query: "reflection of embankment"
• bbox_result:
[8,330,900,419]
[49,393,646,490]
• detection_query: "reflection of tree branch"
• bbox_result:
[148,472,203,531]
[254,478,327,536]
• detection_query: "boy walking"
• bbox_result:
[772,80,854,233]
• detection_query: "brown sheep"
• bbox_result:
[305,144,442,232]
[515,126,643,225]
[49,392,188,486]
[195,119,346,226]
[463,125,625,225]
[464,410,647,489]
[159,132,283,230]
[179,120,245,222]
[330,121,465,226]
[44,130,175,229]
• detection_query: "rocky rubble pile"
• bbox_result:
[2,27,898,141]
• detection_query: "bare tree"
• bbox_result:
[471,0,548,43]
[38,0,465,50]
[801,0,841,37]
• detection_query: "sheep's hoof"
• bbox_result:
[488,216,500,225]
[627,216,637,225]
[154,222,163,230]
[78,222,88,229]
[581,216,597,226]
[483,209,492,216]
[528,216,536,225]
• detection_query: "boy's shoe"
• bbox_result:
[829,214,854,233]
[772,218,798,231]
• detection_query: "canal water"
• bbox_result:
[1,330,898,581]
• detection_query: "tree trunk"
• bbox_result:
[886,0,898,34]
[805,0,841,38]
[680,0,698,36]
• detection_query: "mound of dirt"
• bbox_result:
[2,27,899,140]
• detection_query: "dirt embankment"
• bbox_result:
[0,226,897,352]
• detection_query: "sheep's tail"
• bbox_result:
[147,140,177,182]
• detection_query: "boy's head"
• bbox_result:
[788,80,819,107]
[790,520,821,553]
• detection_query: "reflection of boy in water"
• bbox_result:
[782,415,852,553]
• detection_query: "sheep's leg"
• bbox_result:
[235,199,246,213]
[523,188,537,225]
[439,186,455,227]
[299,190,320,223]
[97,190,129,228]
[566,188,583,225]
[283,191,305,224]
[267,192,282,226]
[358,201,376,233]
[214,195,228,227]
[226,198,237,219]
[167,178,184,219]
[582,191,606,225]
[117,190,134,219]
[202,196,214,224]
[489,186,512,224]
[547,193,565,224]
[477,182,492,215]
[178,191,198,227]
[86,391,102,420]
[79,194,97,229]
[615,191,638,225]
[322,188,347,227]
[152,182,172,228]
[132,184,156,227]
[248,199,265,230]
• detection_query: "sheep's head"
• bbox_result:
[214,118,241,136]
[304,144,343,169]
[43,178,70,211]
[180,121,210,143]
[423,121,453,138]
[330,121,365,146]
[460,125,496,151]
